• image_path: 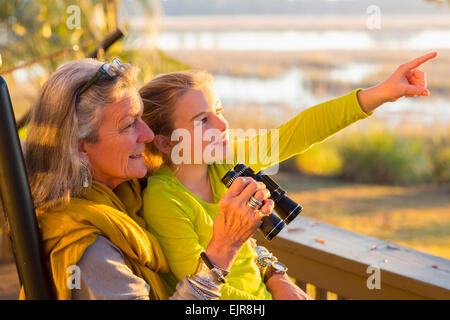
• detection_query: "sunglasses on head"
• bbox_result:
[78,58,124,97]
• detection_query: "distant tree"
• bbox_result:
[0,0,187,80]
[0,0,188,116]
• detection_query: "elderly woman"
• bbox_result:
[20,58,285,300]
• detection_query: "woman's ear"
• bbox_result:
[78,140,89,160]
[153,134,172,155]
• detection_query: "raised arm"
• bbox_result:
[227,88,371,173]
[227,52,437,174]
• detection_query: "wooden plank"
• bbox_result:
[254,217,450,300]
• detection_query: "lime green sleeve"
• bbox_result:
[226,89,372,173]
[142,187,202,280]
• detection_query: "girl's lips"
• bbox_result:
[213,138,228,146]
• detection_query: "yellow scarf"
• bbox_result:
[20,179,169,300]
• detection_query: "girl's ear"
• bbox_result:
[153,134,172,155]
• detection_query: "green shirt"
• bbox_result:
[142,89,372,300]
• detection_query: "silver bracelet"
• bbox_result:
[187,276,221,300]
[196,254,228,286]
[184,255,225,300]
[186,278,213,300]
[254,246,278,267]
[200,252,230,284]
[192,273,221,292]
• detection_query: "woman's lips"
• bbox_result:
[129,153,143,160]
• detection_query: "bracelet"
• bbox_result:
[254,246,278,267]
[185,252,229,300]
[200,252,230,284]
[254,245,288,283]
[187,276,221,300]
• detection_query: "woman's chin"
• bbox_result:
[127,160,148,179]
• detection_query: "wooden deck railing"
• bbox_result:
[2,211,450,299]
[253,217,450,300]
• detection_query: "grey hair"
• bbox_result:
[24,58,137,211]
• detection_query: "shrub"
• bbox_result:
[294,129,435,185]
[295,143,342,176]
[431,147,450,184]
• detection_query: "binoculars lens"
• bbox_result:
[222,163,303,241]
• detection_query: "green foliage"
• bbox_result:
[0,1,182,81]
[337,130,433,184]
[294,129,448,185]
[1,0,118,73]
[113,48,190,86]
[296,143,342,176]
[429,134,450,183]
[1,1,189,116]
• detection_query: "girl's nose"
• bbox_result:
[214,114,228,133]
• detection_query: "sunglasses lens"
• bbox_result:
[106,59,123,77]
[111,58,122,67]
[78,58,124,97]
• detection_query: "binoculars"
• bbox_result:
[221,163,303,241]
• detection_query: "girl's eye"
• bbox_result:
[201,117,208,124]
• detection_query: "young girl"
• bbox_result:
[139,52,436,300]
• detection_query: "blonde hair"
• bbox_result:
[24,58,137,211]
[139,70,213,173]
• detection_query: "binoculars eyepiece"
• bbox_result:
[221,163,303,241]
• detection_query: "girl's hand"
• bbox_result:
[357,51,437,114]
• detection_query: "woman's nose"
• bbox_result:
[137,119,155,143]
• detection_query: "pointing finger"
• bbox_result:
[403,52,437,71]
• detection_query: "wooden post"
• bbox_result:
[0,196,13,262]
[299,281,307,293]
[314,287,328,300]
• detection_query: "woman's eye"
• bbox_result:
[124,120,137,130]
[201,117,208,124]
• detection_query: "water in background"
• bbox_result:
[126,14,450,127]
[156,30,450,51]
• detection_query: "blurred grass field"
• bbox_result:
[273,169,450,259]
[270,122,450,260]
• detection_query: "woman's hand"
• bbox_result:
[357,51,437,114]
[205,177,274,271]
